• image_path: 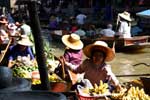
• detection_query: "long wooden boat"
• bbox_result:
[95,36,150,52]
[79,35,150,52]
[50,30,150,52]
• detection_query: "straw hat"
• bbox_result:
[17,35,33,46]
[118,11,132,21]
[83,41,115,62]
[62,33,83,50]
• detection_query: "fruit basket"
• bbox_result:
[76,93,109,100]
[76,80,111,100]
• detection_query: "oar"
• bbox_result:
[116,73,150,77]
[54,55,66,80]
[0,38,12,63]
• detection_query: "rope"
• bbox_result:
[133,63,150,67]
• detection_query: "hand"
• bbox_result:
[59,56,65,64]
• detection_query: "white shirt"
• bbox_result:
[118,21,131,38]
[76,14,87,25]
[21,23,32,36]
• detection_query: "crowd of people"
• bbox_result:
[0,14,34,67]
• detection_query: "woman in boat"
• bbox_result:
[117,11,132,38]
[55,33,84,84]
[7,35,35,68]
[62,40,122,91]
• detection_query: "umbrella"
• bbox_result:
[136,9,150,18]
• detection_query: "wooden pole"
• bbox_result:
[26,0,50,90]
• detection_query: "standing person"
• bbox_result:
[19,20,32,36]
[8,35,35,68]
[55,33,84,84]
[63,41,122,91]
[76,11,87,27]
[117,11,132,38]
[100,24,115,37]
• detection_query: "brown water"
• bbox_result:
[49,41,150,83]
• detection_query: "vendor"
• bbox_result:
[56,33,84,84]
[117,11,132,38]
[63,41,123,91]
[8,35,35,68]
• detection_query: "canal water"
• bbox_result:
[42,30,150,83]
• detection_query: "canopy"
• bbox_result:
[136,9,150,18]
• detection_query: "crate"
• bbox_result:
[140,77,150,95]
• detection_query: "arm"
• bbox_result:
[27,47,34,60]
[105,65,122,90]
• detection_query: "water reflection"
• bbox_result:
[49,41,150,83]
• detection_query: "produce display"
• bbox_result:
[12,56,38,79]
[111,86,150,100]
[32,73,64,85]
[78,80,110,97]
[12,42,63,85]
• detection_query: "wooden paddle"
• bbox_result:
[54,56,66,80]
[0,38,12,63]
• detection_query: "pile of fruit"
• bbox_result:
[12,56,38,79]
[32,72,64,85]
[79,80,110,97]
[111,86,150,100]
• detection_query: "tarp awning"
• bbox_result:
[136,9,150,18]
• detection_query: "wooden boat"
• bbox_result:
[94,36,150,52]
[50,30,150,52]
[80,35,150,52]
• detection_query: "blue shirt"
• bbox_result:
[8,45,34,61]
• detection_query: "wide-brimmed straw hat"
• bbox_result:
[118,11,132,22]
[17,35,33,46]
[62,33,83,50]
[83,41,115,62]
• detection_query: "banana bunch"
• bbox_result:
[32,73,63,85]
[32,79,41,85]
[111,86,150,100]
[122,87,150,100]
[89,80,109,95]
[111,90,126,100]
[48,73,63,82]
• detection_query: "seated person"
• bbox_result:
[100,24,115,37]
[74,25,86,37]
[8,35,35,68]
